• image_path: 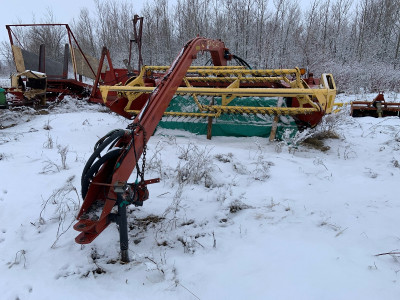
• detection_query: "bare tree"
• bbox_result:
[26,9,66,61]
[71,8,98,57]
[2,0,400,92]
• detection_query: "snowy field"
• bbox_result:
[0,94,400,300]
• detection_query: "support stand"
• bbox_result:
[117,193,130,263]
[207,97,215,140]
[269,97,284,141]
[110,186,130,263]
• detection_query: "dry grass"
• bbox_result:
[130,215,165,231]
[302,130,340,152]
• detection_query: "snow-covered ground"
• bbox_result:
[0,95,400,300]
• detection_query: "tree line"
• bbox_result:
[1,0,400,92]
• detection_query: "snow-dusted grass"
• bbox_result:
[0,97,400,299]
[0,77,10,88]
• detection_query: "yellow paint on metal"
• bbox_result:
[222,77,241,105]
[126,110,221,118]
[126,106,317,117]
[99,66,336,119]
[333,102,347,107]
[332,102,349,113]
[185,76,285,83]
[144,65,246,71]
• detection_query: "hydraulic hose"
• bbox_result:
[81,129,126,192]
[232,54,252,69]
[81,148,123,199]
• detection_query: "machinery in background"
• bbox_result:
[6,70,47,106]
[351,92,400,118]
[4,24,100,106]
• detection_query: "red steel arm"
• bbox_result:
[112,38,229,181]
[74,37,231,244]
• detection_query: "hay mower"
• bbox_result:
[73,37,337,262]
[3,23,339,261]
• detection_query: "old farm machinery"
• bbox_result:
[74,37,337,262]
[2,17,149,108]
[2,22,337,139]
[3,22,145,106]
[4,24,97,106]
[351,92,400,118]
[99,65,336,133]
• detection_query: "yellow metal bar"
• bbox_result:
[182,77,204,111]
[185,76,285,82]
[143,65,246,71]
[194,68,299,76]
[142,66,300,77]
[201,106,318,115]
[126,110,221,118]
[333,102,348,107]
[101,85,324,98]
[332,102,349,113]
[222,76,241,105]
[126,106,317,116]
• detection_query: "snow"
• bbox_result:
[0,95,400,300]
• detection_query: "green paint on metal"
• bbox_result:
[0,88,7,108]
[158,96,298,139]
[119,200,130,207]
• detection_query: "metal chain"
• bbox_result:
[139,124,147,183]
[128,122,147,183]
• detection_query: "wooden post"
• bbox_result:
[207,97,215,140]
[269,97,284,141]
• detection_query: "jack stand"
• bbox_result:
[110,185,130,263]
[118,195,130,263]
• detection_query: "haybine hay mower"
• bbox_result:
[99,64,337,139]
[74,37,337,262]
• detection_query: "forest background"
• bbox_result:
[0,0,399,93]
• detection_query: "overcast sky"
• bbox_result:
[1,0,313,45]
[0,0,149,43]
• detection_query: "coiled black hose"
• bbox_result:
[81,129,126,198]
[81,148,123,199]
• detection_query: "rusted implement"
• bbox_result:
[100,66,337,129]
[4,24,99,105]
[74,38,233,262]
[351,92,400,118]
[74,37,337,262]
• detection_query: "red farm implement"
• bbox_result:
[73,37,337,262]
[5,24,98,105]
[351,92,400,118]
[2,22,339,262]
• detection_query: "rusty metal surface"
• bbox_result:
[74,37,232,245]
[351,93,400,117]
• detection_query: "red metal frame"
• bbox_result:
[74,37,231,244]
[130,15,144,70]
[6,24,97,80]
[351,92,400,117]
[4,24,99,105]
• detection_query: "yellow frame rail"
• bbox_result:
[99,66,336,117]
